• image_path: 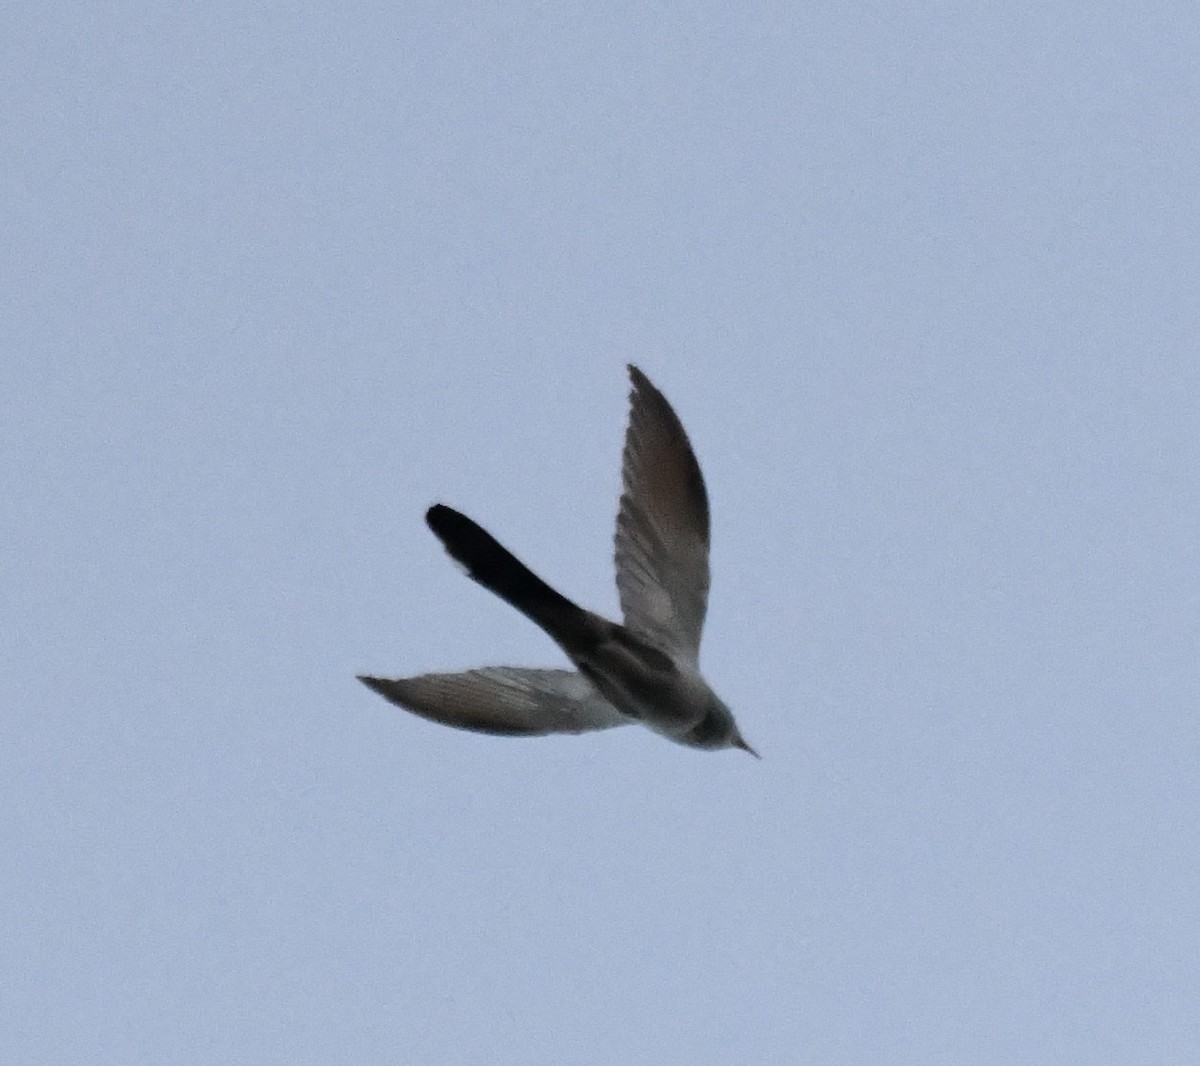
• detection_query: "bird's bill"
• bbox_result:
[732,732,760,759]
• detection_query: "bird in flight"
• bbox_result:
[359,365,757,756]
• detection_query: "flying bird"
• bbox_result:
[358,365,757,756]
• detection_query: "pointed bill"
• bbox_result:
[357,667,630,737]
[614,365,712,664]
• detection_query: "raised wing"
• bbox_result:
[613,366,711,663]
[357,667,629,736]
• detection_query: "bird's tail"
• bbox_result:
[426,504,603,649]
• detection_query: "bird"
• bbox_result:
[358,365,757,757]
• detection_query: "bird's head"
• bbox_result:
[683,693,760,758]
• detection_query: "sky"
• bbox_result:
[4,2,1199,1063]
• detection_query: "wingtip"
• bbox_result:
[627,364,667,412]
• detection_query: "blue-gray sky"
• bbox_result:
[4,3,1198,1063]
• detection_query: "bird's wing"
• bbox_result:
[613,365,711,664]
[358,667,630,736]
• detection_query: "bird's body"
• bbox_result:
[359,365,756,757]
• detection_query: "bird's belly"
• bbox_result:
[571,631,707,735]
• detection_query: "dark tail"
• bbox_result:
[426,504,601,647]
